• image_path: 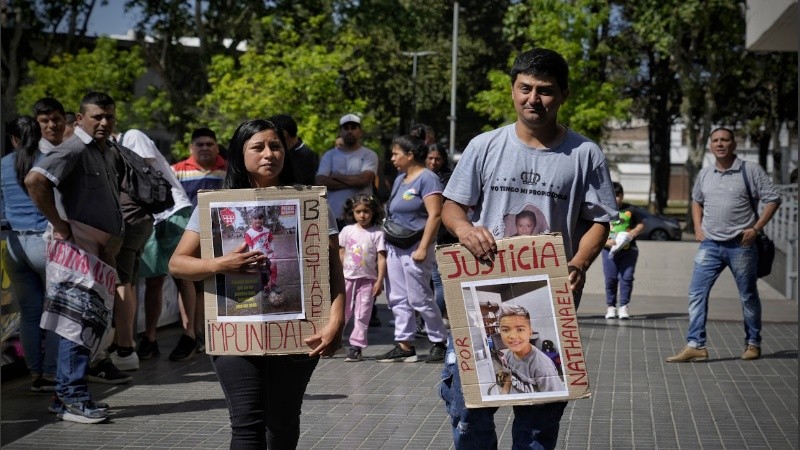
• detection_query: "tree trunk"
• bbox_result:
[646,56,672,214]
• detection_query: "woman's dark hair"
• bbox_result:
[7,116,42,190]
[392,133,428,164]
[223,119,294,189]
[343,194,384,227]
[427,144,450,167]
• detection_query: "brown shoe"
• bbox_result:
[666,346,709,362]
[741,345,761,360]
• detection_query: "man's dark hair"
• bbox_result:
[65,111,76,123]
[612,181,624,196]
[79,92,115,112]
[710,127,735,140]
[510,48,570,92]
[191,127,217,142]
[269,114,298,138]
[33,97,65,117]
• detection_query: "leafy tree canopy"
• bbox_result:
[468,0,631,142]
[178,17,371,158]
[15,37,168,130]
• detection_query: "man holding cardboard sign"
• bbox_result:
[439,48,617,449]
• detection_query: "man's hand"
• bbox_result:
[457,225,497,261]
[741,228,758,246]
[567,265,586,294]
[51,220,72,241]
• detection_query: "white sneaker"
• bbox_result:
[605,306,617,319]
[618,305,630,319]
[110,350,139,371]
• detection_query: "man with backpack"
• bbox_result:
[104,129,174,372]
[25,91,126,423]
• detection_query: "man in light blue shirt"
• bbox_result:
[667,127,780,363]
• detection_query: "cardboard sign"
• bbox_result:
[197,186,330,355]
[436,234,590,408]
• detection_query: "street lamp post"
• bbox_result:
[401,50,436,124]
[449,1,459,156]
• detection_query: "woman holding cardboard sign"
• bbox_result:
[169,119,345,449]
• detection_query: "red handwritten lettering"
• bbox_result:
[454,336,474,372]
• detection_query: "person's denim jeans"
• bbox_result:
[212,354,319,449]
[432,260,447,316]
[55,336,92,403]
[686,239,761,348]
[3,232,58,376]
[600,247,639,307]
[439,339,567,450]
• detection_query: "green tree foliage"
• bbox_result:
[467,0,631,142]
[1,0,106,120]
[15,37,155,128]
[622,0,751,225]
[15,38,165,129]
[124,0,339,142]
[187,17,369,159]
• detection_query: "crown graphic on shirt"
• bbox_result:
[520,170,541,185]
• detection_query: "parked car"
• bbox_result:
[628,205,683,241]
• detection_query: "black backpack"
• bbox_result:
[113,139,175,215]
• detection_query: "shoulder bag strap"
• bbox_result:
[740,161,760,220]
[386,177,403,217]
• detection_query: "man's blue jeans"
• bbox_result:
[439,340,567,450]
[432,260,446,315]
[600,246,638,307]
[686,238,761,349]
[55,337,92,403]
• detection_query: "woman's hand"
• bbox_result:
[411,247,426,262]
[216,243,268,274]
[304,316,343,357]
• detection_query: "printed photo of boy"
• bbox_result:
[496,303,565,394]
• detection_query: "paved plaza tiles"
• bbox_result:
[2,241,797,449]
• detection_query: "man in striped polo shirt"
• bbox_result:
[169,128,226,361]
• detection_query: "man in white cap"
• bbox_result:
[316,113,379,229]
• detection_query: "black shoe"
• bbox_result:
[195,332,205,353]
[137,337,160,360]
[31,377,57,392]
[375,344,418,363]
[169,334,197,362]
[344,346,363,362]
[86,359,133,384]
[426,342,446,363]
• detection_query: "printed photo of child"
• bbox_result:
[244,211,281,300]
[210,200,303,321]
[496,303,565,394]
[501,205,548,237]
[513,210,537,236]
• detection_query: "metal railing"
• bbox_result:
[763,184,798,300]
